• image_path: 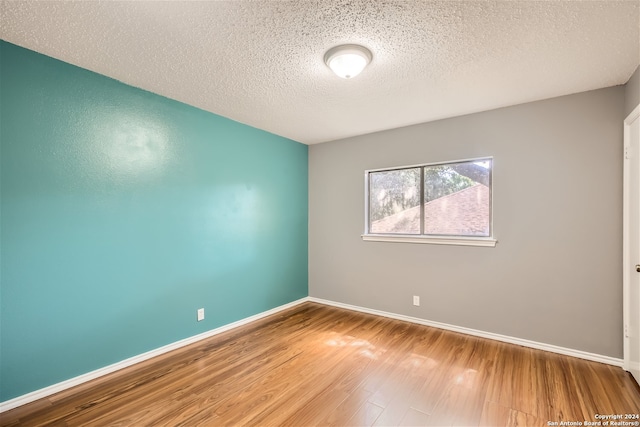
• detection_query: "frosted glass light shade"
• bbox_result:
[324,44,372,79]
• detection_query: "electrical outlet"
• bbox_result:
[413,296,420,306]
[197,308,205,322]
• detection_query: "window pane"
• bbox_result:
[369,168,421,234]
[423,160,491,236]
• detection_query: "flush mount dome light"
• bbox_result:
[324,44,372,79]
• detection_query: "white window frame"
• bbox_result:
[362,157,497,247]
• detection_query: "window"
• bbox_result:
[363,157,496,247]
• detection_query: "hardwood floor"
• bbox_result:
[2,302,639,426]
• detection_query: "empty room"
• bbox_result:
[1,1,640,426]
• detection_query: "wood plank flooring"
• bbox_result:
[1,302,639,426]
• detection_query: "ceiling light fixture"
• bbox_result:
[324,44,372,79]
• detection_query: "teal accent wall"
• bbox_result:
[0,41,308,401]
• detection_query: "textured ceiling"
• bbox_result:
[1,1,639,144]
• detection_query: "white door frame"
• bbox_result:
[624,103,640,373]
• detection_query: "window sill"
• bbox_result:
[361,234,497,247]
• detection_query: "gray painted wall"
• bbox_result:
[625,65,640,117]
[309,86,625,358]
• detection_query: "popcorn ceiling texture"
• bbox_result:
[0,1,638,144]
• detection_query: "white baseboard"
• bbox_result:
[308,297,624,368]
[2,295,623,413]
[0,297,311,413]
